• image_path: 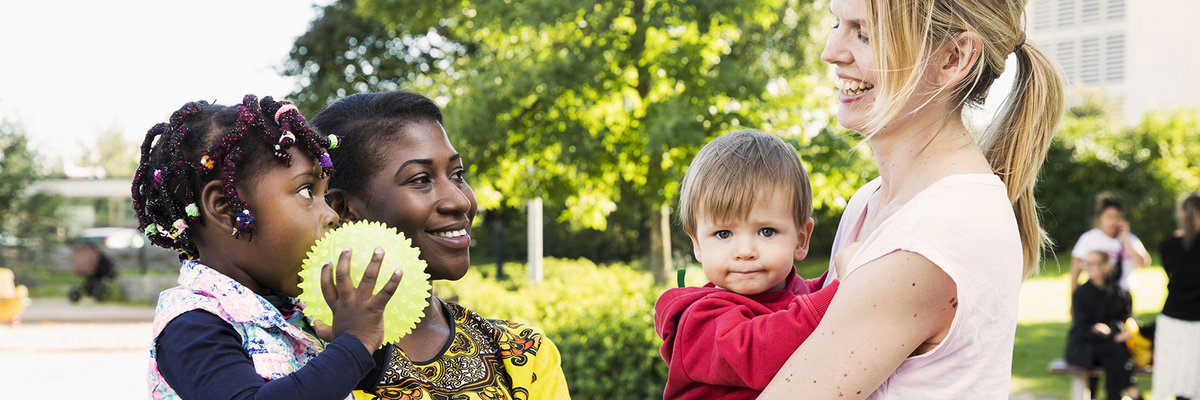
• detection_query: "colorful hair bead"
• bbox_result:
[327,134,339,149]
[200,155,215,170]
[185,203,200,218]
[318,153,333,169]
[144,223,158,237]
[279,130,296,146]
[235,209,254,227]
[172,219,188,232]
[153,169,162,184]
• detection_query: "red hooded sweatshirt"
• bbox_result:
[654,272,840,399]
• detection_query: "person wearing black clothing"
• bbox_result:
[1153,193,1200,400]
[67,242,117,303]
[1066,250,1141,400]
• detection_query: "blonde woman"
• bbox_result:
[760,0,1063,398]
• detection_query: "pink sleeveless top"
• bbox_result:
[826,174,1022,399]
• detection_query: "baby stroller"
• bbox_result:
[68,242,117,303]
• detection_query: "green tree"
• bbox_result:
[78,122,138,178]
[0,118,63,263]
[0,118,39,235]
[1038,100,1200,254]
[286,0,872,279]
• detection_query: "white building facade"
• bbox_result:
[1027,0,1200,123]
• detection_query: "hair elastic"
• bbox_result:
[274,104,298,122]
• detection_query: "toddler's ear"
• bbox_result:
[793,218,815,260]
[325,188,360,222]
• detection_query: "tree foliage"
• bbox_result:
[0,119,39,235]
[77,122,139,178]
[0,118,62,255]
[285,0,875,269]
[1038,101,1200,255]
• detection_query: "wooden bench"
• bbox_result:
[1048,359,1152,400]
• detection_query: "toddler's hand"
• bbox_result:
[1114,331,1131,343]
[312,321,334,342]
[834,242,863,281]
[320,248,403,352]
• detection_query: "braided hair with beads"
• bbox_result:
[131,95,333,260]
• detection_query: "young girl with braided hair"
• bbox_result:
[134,94,403,399]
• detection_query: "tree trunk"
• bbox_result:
[648,203,673,284]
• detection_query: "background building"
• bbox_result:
[1027,0,1200,122]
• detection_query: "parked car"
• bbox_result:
[75,227,147,250]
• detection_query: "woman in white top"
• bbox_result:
[759,0,1063,399]
[1070,196,1151,293]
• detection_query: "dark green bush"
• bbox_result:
[1038,106,1200,254]
[438,258,668,399]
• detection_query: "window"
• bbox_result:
[1057,41,1076,85]
[1033,0,1054,31]
[1105,34,1124,82]
[1081,0,1101,24]
[1080,37,1100,84]
[1058,0,1076,27]
[1108,0,1125,21]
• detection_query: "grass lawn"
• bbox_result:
[1012,255,1166,398]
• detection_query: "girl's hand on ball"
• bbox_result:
[320,248,403,352]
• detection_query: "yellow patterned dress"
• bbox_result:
[354,302,569,400]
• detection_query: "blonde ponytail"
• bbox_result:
[862,0,1065,276]
[980,41,1064,276]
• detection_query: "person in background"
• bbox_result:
[68,241,117,303]
[1070,195,1151,295]
[1066,250,1141,400]
[1153,192,1200,400]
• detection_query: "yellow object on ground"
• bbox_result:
[0,267,30,323]
[1125,318,1153,368]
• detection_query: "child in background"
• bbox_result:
[67,241,117,303]
[312,91,569,399]
[1065,250,1141,400]
[134,95,402,399]
[654,129,840,399]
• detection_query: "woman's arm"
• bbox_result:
[757,251,956,399]
[1126,236,1151,268]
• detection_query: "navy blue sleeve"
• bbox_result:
[156,310,375,399]
[354,344,391,391]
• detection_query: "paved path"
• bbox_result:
[18,297,155,323]
[0,298,153,398]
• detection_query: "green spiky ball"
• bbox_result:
[297,221,431,347]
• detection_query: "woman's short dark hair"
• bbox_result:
[310,92,443,196]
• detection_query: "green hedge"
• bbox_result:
[1038,106,1200,252]
[437,258,668,399]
